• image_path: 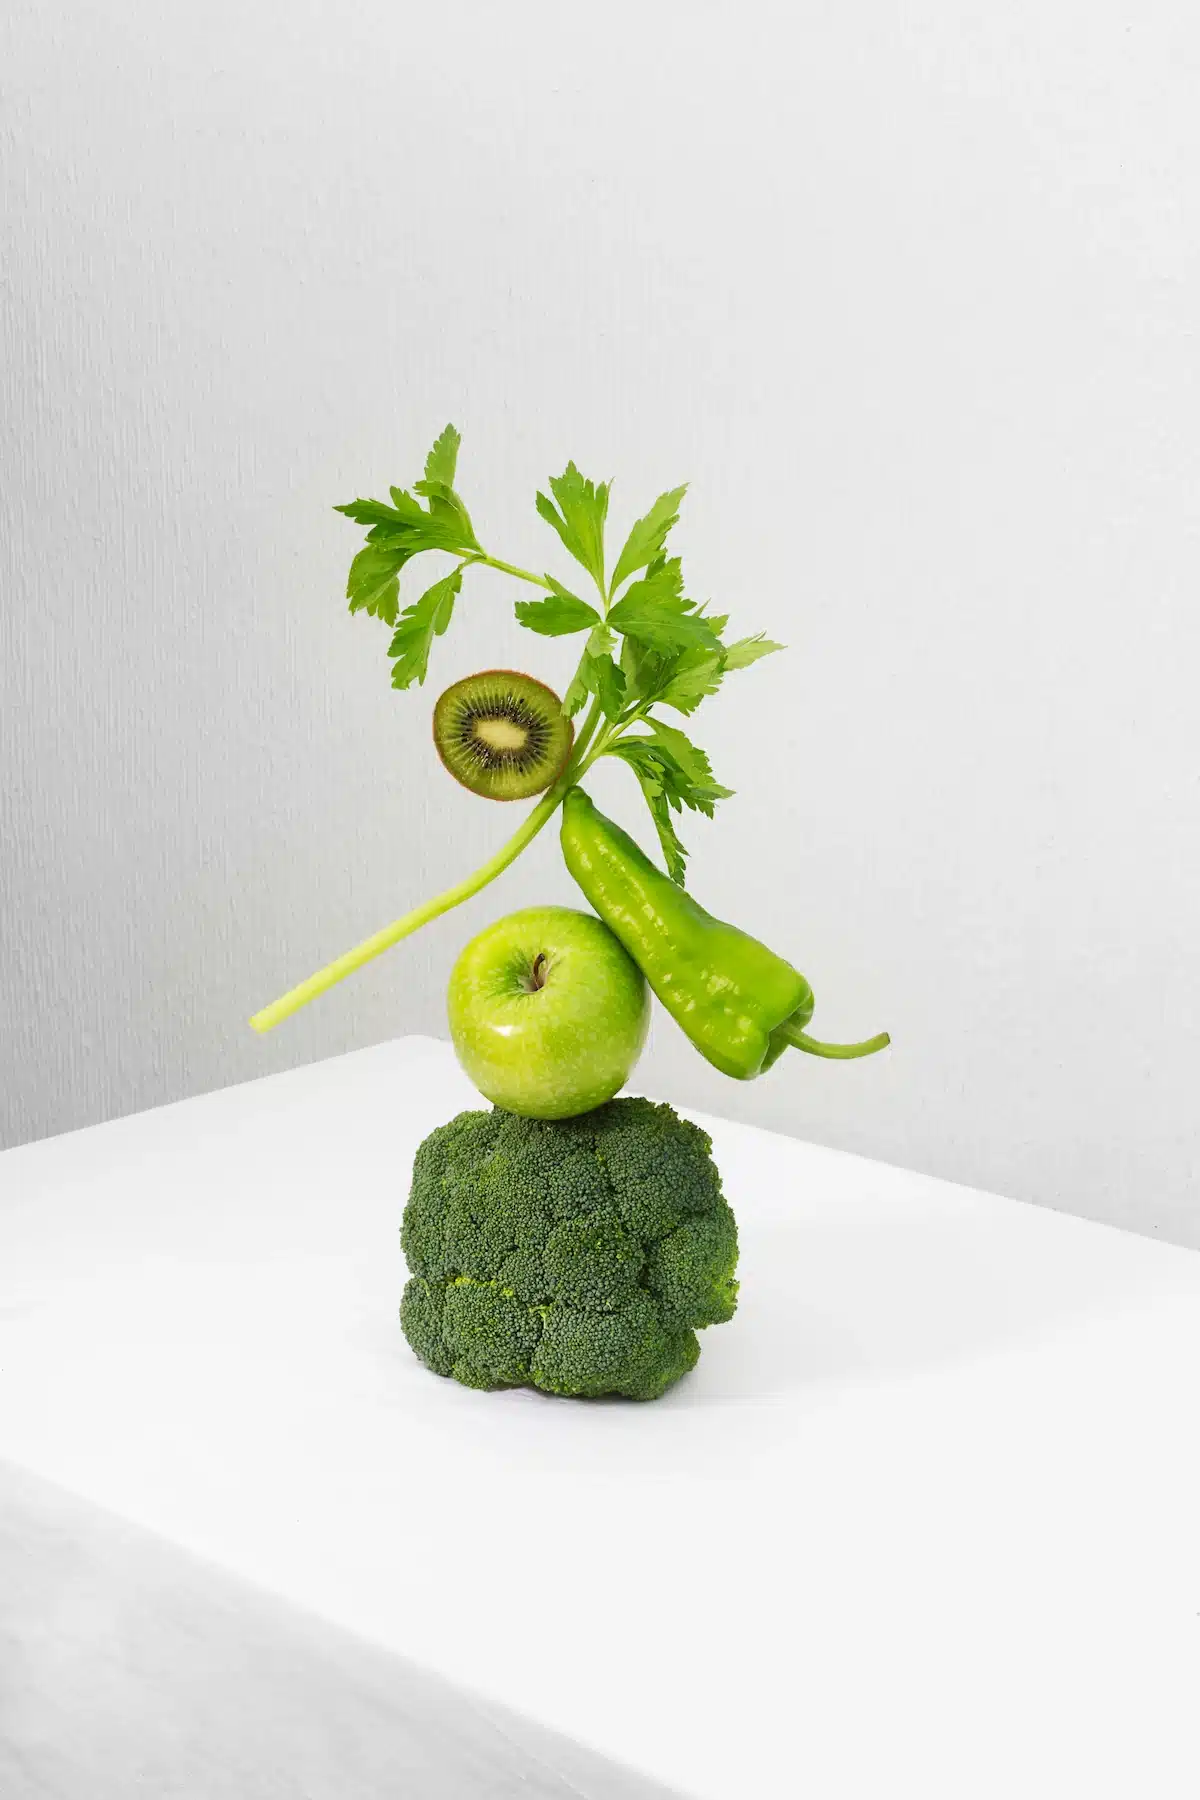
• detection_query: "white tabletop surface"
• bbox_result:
[1,1035,1198,1799]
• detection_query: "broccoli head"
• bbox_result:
[400,1097,738,1401]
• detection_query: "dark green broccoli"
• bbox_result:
[400,1098,738,1401]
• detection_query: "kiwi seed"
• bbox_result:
[432,670,573,801]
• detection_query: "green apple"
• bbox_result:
[447,906,650,1119]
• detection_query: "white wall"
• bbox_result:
[2,1,1197,1245]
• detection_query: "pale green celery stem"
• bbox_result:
[568,698,605,769]
[472,553,551,589]
[249,693,605,1034]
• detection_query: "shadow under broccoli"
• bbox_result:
[400,1097,738,1401]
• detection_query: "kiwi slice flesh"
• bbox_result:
[433,670,574,801]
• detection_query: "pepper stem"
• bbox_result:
[778,1020,891,1060]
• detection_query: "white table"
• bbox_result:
[2,1036,1197,1799]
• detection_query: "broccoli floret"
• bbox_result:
[400,1098,738,1401]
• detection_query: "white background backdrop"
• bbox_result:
[2,1,1197,1245]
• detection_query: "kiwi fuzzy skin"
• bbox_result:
[432,669,574,802]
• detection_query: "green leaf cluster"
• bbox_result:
[514,576,600,638]
[335,424,783,877]
[535,464,610,590]
[388,570,461,690]
[336,425,480,686]
[608,721,733,883]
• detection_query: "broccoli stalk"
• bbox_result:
[400,1098,738,1401]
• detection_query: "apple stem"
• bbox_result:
[249,697,606,1033]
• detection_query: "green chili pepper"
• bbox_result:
[560,789,890,1080]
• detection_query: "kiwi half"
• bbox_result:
[433,670,574,801]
